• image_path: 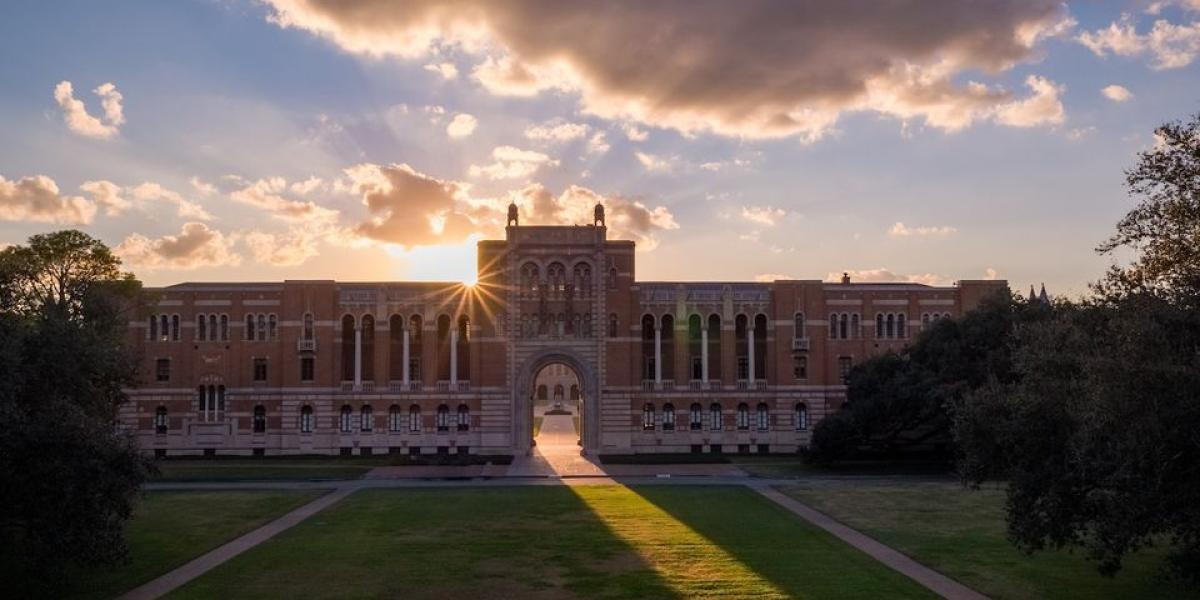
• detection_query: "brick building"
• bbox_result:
[124,203,1006,457]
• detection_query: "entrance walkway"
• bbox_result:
[508,413,606,476]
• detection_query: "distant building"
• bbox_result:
[124,205,1007,457]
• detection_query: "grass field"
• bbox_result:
[782,482,1200,600]
[63,489,324,599]
[172,485,935,599]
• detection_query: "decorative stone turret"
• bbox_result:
[507,201,519,227]
[594,202,605,227]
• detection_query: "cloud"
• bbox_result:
[263,0,1073,140]
[189,176,217,195]
[1066,126,1096,140]
[468,145,558,179]
[741,206,786,226]
[622,123,648,142]
[115,222,239,269]
[700,158,751,171]
[446,113,478,138]
[242,228,322,266]
[1101,84,1133,102]
[0,174,96,224]
[423,61,459,79]
[289,176,325,195]
[53,81,124,139]
[827,267,946,286]
[634,151,673,172]
[754,273,794,282]
[888,222,958,237]
[79,180,132,216]
[129,182,213,220]
[1078,14,1200,69]
[524,120,591,142]
[344,163,480,247]
[229,177,339,222]
[586,132,610,155]
[992,75,1064,127]
[983,267,998,280]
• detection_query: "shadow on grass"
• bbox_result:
[170,487,682,600]
[625,485,936,599]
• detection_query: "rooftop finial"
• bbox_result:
[507,201,519,227]
[841,272,851,284]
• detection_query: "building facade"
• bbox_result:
[123,207,1006,457]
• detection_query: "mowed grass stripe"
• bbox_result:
[168,485,933,599]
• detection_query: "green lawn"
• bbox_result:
[152,457,389,481]
[171,485,935,599]
[781,482,1199,600]
[64,489,325,599]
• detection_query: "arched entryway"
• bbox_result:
[513,348,600,455]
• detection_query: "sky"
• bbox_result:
[1,0,1198,296]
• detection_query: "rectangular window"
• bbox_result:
[253,357,268,381]
[409,357,421,382]
[691,357,703,380]
[838,356,852,384]
[736,357,749,380]
[300,357,314,382]
[793,355,807,380]
[155,358,170,382]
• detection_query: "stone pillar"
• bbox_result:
[353,324,362,391]
[450,327,458,389]
[701,328,709,383]
[402,328,411,387]
[654,324,662,384]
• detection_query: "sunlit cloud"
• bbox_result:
[115,222,239,269]
[0,174,96,224]
[446,113,478,138]
[741,206,786,226]
[827,267,947,286]
[888,222,958,237]
[1078,13,1200,69]
[1101,84,1133,102]
[53,80,124,139]
[525,120,591,142]
[469,145,558,179]
[423,61,459,79]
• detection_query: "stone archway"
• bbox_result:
[513,348,600,455]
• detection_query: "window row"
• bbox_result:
[245,313,279,341]
[641,402,809,432]
[196,313,230,341]
[519,313,594,338]
[828,313,861,340]
[147,314,181,342]
[155,403,474,434]
[874,313,908,339]
[920,312,952,326]
[520,261,595,296]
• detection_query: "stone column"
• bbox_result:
[450,327,458,389]
[654,324,662,385]
[402,327,411,387]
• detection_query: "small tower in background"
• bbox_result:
[594,202,605,227]
[507,201,519,227]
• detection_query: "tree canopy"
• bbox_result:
[0,230,152,595]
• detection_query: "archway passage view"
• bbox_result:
[532,362,582,454]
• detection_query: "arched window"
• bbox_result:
[209,314,218,341]
[457,315,471,380]
[437,314,452,381]
[921,313,931,327]
[553,384,564,401]
[829,313,838,339]
[341,315,356,382]
[547,262,566,293]
[521,262,539,293]
[608,314,618,338]
[642,403,655,431]
[690,403,703,430]
[537,384,548,401]
[795,403,808,431]
[851,313,860,339]
[304,313,315,341]
[257,314,267,341]
[570,384,580,401]
[753,314,767,380]
[409,315,423,382]
[246,314,256,340]
[155,406,168,434]
[300,405,313,433]
[268,314,278,339]
[707,314,722,381]
[710,403,723,431]
[794,312,805,338]
[253,404,266,433]
[171,315,180,341]
[219,314,229,341]
[159,314,169,341]
[436,404,450,432]
[897,313,907,339]
[839,313,849,340]
[409,404,421,432]
[737,403,750,430]
[641,314,656,380]
[389,405,402,432]
[662,403,676,431]
[876,313,885,338]
[886,313,896,339]
[457,404,470,431]
[148,315,157,341]
[573,262,592,297]
[339,405,353,432]
[735,314,749,380]
[607,267,617,289]
[360,405,373,432]
[756,403,770,431]
[197,314,207,341]
[361,314,376,381]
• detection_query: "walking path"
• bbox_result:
[130,462,986,600]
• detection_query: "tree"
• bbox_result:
[809,289,1035,463]
[0,230,152,595]
[956,113,1200,581]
